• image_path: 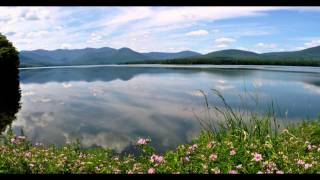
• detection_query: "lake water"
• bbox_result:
[10,65,320,153]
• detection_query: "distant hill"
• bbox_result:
[203,49,260,59]
[19,46,320,67]
[124,46,320,66]
[262,46,320,60]
[142,51,201,60]
[19,47,201,67]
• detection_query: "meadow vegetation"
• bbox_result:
[1,90,320,174]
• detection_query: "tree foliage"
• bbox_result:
[0,33,21,132]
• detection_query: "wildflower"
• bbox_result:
[297,159,305,165]
[150,154,164,163]
[228,170,237,174]
[17,136,26,140]
[148,168,156,174]
[276,171,284,174]
[257,171,263,174]
[24,152,32,157]
[317,147,320,152]
[181,156,190,162]
[137,138,147,145]
[202,164,208,170]
[252,152,263,161]
[211,167,220,174]
[230,149,236,156]
[304,163,312,169]
[207,141,215,149]
[29,163,35,168]
[307,144,312,151]
[187,144,198,154]
[209,154,217,161]
[236,164,242,169]
[10,138,16,144]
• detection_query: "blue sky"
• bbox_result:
[1,7,320,54]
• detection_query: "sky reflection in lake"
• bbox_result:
[12,65,320,153]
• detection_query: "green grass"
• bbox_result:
[1,90,320,174]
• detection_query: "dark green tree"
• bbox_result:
[0,33,21,133]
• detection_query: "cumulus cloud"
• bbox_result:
[214,37,236,48]
[294,39,320,51]
[304,39,320,48]
[26,31,48,38]
[255,42,278,49]
[185,29,209,36]
[215,37,236,44]
[61,43,71,49]
[0,7,319,52]
[87,33,103,44]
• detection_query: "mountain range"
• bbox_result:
[19,46,320,67]
[19,47,201,67]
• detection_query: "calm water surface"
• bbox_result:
[11,65,320,153]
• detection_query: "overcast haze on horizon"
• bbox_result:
[1,6,320,54]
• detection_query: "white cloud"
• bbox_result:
[215,37,236,44]
[107,7,152,26]
[26,31,48,38]
[294,39,320,51]
[216,44,228,48]
[61,43,71,49]
[87,33,103,44]
[214,37,236,48]
[255,42,277,49]
[0,7,319,51]
[185,29,209,36]
[294,46,306,51]
[237,47,249,51]
[304,39,320,48]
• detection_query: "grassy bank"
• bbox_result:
[1,91,320,174]
[1,120,320,174]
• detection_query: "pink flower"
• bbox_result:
[304,163,312,169]
[297,159,305,165]
[187,144,198,154]
[207,141,215,149]
[148,168,156,174]
[10,138,16,144]
[24,152,32,157]
[252,152,263,161]
[181,156,190,162]
[230,149,236,156]
[209,154,217,161]
[150,154,164,163]
[137,138,147,145]
[228,170,237,174]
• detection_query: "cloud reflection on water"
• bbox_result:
[12,66,320,153]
